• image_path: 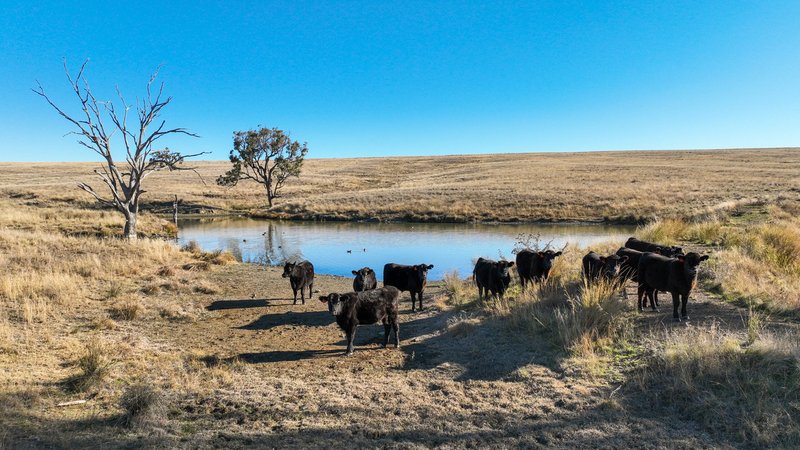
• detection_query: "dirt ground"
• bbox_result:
[8,264,745,448]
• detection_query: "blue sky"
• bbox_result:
[1,1,798,162]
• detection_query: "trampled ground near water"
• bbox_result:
[3,259,768,449]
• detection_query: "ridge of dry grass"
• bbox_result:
[1,148,798,224]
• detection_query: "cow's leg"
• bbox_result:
[382,318,390,348]
[410,292,416,312]
[681,294,689,320]
[672,292,681,321]
[393,321,400,348]
[418,289,424,310]
[520,277,526,293]
[649,289,658,311]
[654,291,660,307]
[636,285,646,312]
[292,287,298,305]
[345,325,356,355]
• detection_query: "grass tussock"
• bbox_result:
[639,321,800,447]
[63,340,114,393]
[109,298,142,321]
[118,383,165,429]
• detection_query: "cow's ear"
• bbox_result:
[319,295,328,302]
[367,268,374,274]
[427,264,434,270]
[508,261,515,267]
[555,251,563,257]
[700,255,709,261]
[537,251,544,257]
[352,270,358,276]
[676,256,685,262]
[412,266,418,272]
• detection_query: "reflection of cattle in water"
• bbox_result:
[383,263,434,311]
[319,286,400,356]
[473,258,515,300]
[352,267,377,292]
[282,260,314,305]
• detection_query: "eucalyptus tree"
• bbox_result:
[217,127,308,208]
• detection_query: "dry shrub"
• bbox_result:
[109,298,141,321]
[640,323,800,447]
[159,303,197,322]
[442,271,474,307]
[181,240,201,253]
[64,340,113,392]
[119,383,165,429]
[90,317,117,330]
[207,251,236,265]
[182,262,210,272]
[157,265,175,277]
[141,283,161,296]
[192,281,219,295]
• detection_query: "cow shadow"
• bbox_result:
[238,349,341,363]
[206,298,291,311]
[237,310,333,331]
[400,310,562,382]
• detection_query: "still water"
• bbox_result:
[177,218,636,281]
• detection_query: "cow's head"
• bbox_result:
[352,267,375,290]
[319,292,347,316]
[537,250,563,273]
[495,260,515,287]
[281,262,296,278]
[413,264,434,285]
[676,252,709,279]
[600,254,628,279]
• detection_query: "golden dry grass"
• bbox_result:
[2,150,800,448]
[1,148,798,223]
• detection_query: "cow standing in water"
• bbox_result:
[383,263,434,311]
[282,260,314,305]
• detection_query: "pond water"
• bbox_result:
[177,218,636,281]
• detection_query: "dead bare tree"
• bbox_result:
[216,127,308,208]
[33,60,203,239]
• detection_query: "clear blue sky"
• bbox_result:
[1,1,798,162]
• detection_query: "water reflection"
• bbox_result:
[178,218,636,281]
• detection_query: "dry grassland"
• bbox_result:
[1,147,798,223]
[1,149,799,448]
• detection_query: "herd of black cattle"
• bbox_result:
[280,237,709,355]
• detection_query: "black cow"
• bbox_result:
[281,260,314,305]
[625,237,683,257]
[383,263,434,311]
[318,286,400,355]
[352,267,377,292]
[616,247,661,307]
[473,258,515,300]
[581,251,627,285]
[637,252,709,321]
[515,249,563,290]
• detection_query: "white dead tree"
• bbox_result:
[33,60,203,239]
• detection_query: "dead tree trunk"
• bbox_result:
[33,60,203,240]
[173,195,179,227]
